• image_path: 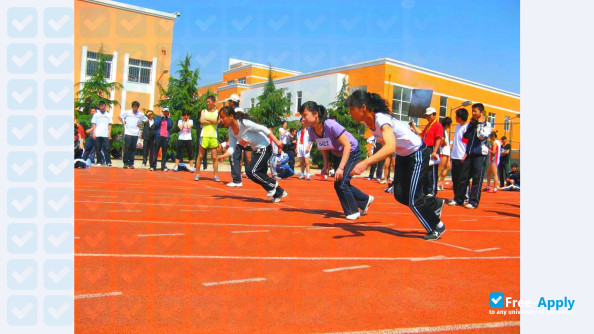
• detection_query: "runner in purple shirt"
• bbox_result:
[301,101,373,220]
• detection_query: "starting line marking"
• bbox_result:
[75,291,123,300]
[202,277,266,287]
[137,233,184,237]
[324,320,520,333]
[323,265,370,273]
[231,230,270,234]
[432,241,500,253]
[75,253,519,262]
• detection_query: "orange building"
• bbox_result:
[200,58,520,150]
[74,0,179,122]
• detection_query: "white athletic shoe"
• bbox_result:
[447,200,459,206]
[464,203,476,209]
[298,174,305,179]
[227,182,243,187]
[346,212,361,220]
[272,191,288,203]
[361,195,374,215]
[267,182,278,197]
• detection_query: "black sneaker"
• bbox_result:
[423,224,445,241]
[129,165,134,169]
[123,165,129,169]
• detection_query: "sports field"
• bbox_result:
[74,168,520,333]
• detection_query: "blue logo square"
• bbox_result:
[44,152,73,182]
[7,295,38,326]
[7,259,38,290]
[7,224,37,254]
[7,44,37,74]
[7,116,38,146]
[44,224,73,254]
[44,43,73,73]
[44,7,73,38]
[44,79,73,110]
[490,292,505,307]
[44,116,72,146]
[44,296,73,326]
[44,188,73,218]
[44,259,73,290]
[7,188,38,218]
[7,80,37,110]
[7,7,38,38]
[7,152,37,182]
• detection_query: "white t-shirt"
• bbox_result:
[366,112,422,157]
[178,119,193,141]
[120,110,148,136]
[440,131,451,156]
[450,123,469,160]
[227,120,271,155]
[91,111,113,138]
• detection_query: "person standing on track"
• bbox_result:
[437,117,452,190]
[346,90,446,240]
[485,132,501,192]
[90,101,113,167]
[448,108,470,206]
[296,118,313,180]
[195,95,220,181]
[217,106,288,202]
[151,107,173,172]
[119,101,148,169]
[142,110,156,167]
[301,101,373,220]
[410,107,443,197]
[498,136,512,188]
[173,111,195,172]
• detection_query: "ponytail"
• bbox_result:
[345,90,390,114]
[219,106,253,124]
[299,101,328,122]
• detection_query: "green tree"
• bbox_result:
[328,77,368,156]
[74,44,122,115]
[249,67,291,127]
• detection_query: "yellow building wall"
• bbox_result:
[74,0,175,123]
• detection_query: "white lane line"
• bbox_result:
[323,265,370,273]
[110,209,141,212]
[74,237,80,239]
[459,219,477,222]
[202,277,266,287]
[231,230,270,234]
[432,241,499,253]
[75,218,519,233]
[75,291,123,300]
[474,248,500,253]
[325,320,520,333]
[75,253,519,261]
[137,233,184,237]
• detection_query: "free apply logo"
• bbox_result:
[489,292,575,311]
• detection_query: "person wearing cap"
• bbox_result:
[225,94,251,186]
[90,101,113,166]
[151,106,173,171]
[410,107,443,197]
[195,95,220,181]
[174,110,195,172]
[142,110,156,166]
[119,101,148,169]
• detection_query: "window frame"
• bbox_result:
[127,58,153,84]
[86,51,113,79]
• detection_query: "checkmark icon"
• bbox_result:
[48,231,70,247]
[12,51,34,68]
[231,15,252,31]
[48,87,69,103]
[12,87,34,104]
[48,303,70,319]
[305,16,325,31]
[12,303,34,319]
[48,123,69,139]
[84,16,105,31]
[12,15,34,31]
[48,267,70,283]
[12,159,34,176]
[48,50,69,67]
[12,266,35,283]
[12,123,34,140]
[489,292,505,307]
[120,16,142,31]
[12,195,33,212]
[195,15,216,31]
[48,14,69,31]
[268,15,289,31]
[48,195,70,211]
[48,158,69,175]
[491,296,502,304]
[12,230,34,247]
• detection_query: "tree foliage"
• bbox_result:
[249,67,291,128]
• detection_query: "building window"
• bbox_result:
[504,116,510,131]
[128,58,152,84]
[488,112,496,125]
[238,77,246,84]
[349,86,367,94]
[392,85,413,122]
[251,98,255,108]
[439,96,448,119]
[86,51,113,78]
[227,80,235,85]
[297,91,302,110]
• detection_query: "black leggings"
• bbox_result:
[246,145,284,199]
[176,140,194,161]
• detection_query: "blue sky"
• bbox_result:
[121,0,519,93]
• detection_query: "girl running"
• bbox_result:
[437,117,452,190]
[300,101,373,220]
[217,107,287,202]
[296,118,313,180]
[346,90,446,240]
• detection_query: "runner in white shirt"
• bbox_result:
[119,101,148,169]
[296,118,313,180]
[346,90,447,240]
[90,101,113,166]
